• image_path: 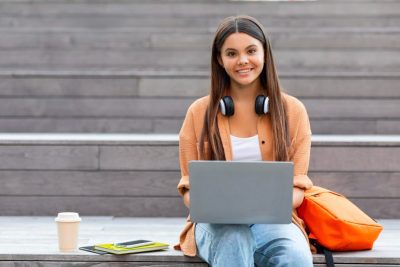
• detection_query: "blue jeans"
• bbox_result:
[195,223,313,267]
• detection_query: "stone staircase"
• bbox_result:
[0,0,399,265]
[0,133,399,266]
[0,0,399,134]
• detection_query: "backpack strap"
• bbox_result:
[310,239,335,267]
[322,247,335,267]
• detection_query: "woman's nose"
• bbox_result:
[238,55,249,65]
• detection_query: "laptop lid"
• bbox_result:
[189,160,293,224]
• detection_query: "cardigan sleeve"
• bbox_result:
[291,103,313,190]
[177,107,198,196]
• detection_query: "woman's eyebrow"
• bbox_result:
[224,44,257,52]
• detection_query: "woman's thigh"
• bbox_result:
[250,223,313,267]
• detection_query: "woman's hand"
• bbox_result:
[183,190,190,208]
[292,187,305,209]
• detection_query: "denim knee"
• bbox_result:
[217,225,255,252]
[196,224,256,267]
[255,239,313,267]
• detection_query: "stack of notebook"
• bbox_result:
[80,240,169,255]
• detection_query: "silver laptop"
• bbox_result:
[189,160,293,224]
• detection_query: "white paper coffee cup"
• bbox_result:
[55,212,81,252]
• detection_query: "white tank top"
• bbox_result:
[230,134,262,161]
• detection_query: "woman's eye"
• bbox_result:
[227,52,235,57]
[248,49,256,54]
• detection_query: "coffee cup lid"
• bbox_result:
[55,212,81,222]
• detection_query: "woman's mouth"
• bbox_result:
[236,68,253,75]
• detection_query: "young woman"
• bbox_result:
[174,15,314,266]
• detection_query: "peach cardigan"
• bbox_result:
[175,93,313,256]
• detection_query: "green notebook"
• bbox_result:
[94,241,169,255]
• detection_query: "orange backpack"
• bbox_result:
[297,186,383,252]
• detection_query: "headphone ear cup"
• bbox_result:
[220,96,234,116]
[255,95,269,115]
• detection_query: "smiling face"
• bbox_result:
[218,32,265,89]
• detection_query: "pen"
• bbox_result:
[115,241,155,248]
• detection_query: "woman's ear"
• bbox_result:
[217,56,224,68]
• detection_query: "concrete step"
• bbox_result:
[0,71,398,134]
[1,15,398,29]
[0,118,399,135]
[0,49,399,71]
[0,134,399,218]
[0,71,398,98]
[0,97,398,119]
[1,29,399,50]
[0,0,399,30]
[0,1,398,17]
[0,217,398,267]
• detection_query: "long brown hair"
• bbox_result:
[199,15,290,161]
